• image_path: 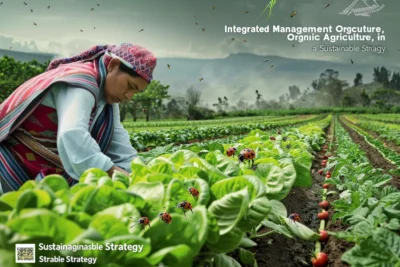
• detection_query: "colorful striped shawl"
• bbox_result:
[0,55,110,144]
[0,55,115,191]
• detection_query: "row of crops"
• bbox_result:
[129,114,321,151]
[341,115,400,174]
[0,115,332,267]
[319,116,400,266]
[122,115,300,130]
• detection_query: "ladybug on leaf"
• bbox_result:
[238,148,256,167]
[130,216,151,229]
[226,147,237,157]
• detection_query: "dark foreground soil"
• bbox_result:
[248,121,333,267]
[339,116,400,189]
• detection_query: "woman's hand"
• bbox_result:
[107,165,130,177]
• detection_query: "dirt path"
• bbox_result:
[339,116,400,189]
[250,120,333,267]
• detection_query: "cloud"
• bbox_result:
[233,1,257,11]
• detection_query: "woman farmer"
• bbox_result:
[0,43,157,193]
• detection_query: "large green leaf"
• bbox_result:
[142,206,208,256]
[6,209,83,244]
[208,188,250,235]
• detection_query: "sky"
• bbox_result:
[0,0,399,104]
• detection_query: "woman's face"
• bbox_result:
[104,58,149,104]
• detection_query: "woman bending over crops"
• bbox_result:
[0,43,157,193]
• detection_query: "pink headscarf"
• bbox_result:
[46,43,157,82]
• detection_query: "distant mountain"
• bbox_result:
[0,49,56,63]
[1,49,399,104]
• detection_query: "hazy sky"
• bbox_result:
[0,0,399,104]
[0,0,398,63]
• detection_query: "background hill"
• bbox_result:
[1,49,398,106]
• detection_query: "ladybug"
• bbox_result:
[188,187,199,198]
[226,147,237,157]
[130,216,150,229]
[288,213,301,225]
[238,148,256,167]
[171,199,193,219]
[154,208,172,225]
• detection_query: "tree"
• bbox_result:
[360,89,370,107]
[341,92,355,107]
[213,96,228,112]
[373,66,391,88]
[186,87,201,106]
[312,69,339,91]
[354,73,363,86]
[185,86,202,120]
[236,99,247,110]
[0,56,49,102]
[371,89,400,109]
[255,90,262,109]
[132,80,170,121]
[288,85,301,100]
[311,69,347,106]
[389,72,400,91]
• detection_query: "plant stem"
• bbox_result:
[249,229,276,239]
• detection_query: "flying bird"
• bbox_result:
[0,2,3,5]
[47,6,50,9]
[202,28,205,32]
[292,44,295,47]
[212,5,216,10]
[245,11,249,14]
[302,98,305,101]
[97,4,100,6]
[24,2,27,5]
[270,65,274,68]
[264,59,269,62]
[324,4,330,8]
[33,22,37,26]
[231,38,235,41]
[198,78,203,82]
[167,64,170,69]
[31,9,33,12]
[93,27,96,30]
[91,8,94,11]
[243,40,247,42]
[195,22,198,25]
[351,59,354,64]
[138,29,144,32]
[80,29,83,32]
[291,11,297,17]
[9,47,12,49]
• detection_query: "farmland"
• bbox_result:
[0,113,399,267]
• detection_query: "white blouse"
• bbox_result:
[39,82,137,180]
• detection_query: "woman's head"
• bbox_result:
[104,58,149,104]
[46,43,157,105]
[103,44,157,104]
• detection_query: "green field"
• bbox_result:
[1,113,399,267]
